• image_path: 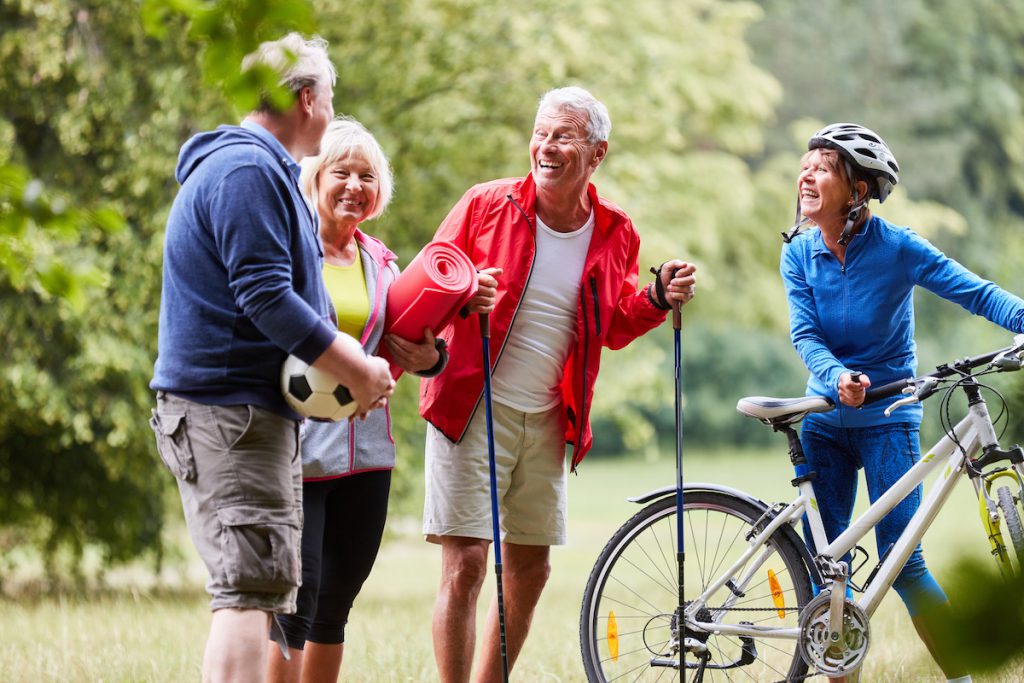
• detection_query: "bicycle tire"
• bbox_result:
[580,490,813,682]
[996,485,1024,573]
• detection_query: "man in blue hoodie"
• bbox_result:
[150,33,394,683]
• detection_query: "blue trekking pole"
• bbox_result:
[672,300,686,681]
[480,313,510,683]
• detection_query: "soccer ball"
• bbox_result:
[280,355,356,421]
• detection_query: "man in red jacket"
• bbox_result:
[420,86,697,682]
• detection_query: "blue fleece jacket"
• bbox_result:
[151,121,337,417]
[781,215,1024,428]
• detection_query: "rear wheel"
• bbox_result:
[996,485,1024,573]
[580,490,814,682]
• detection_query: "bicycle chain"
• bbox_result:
[703,605,807,612]
[688,605,823,682]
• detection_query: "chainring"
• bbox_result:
[797,591,870,677]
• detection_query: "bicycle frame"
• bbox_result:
[686,398,1024,641]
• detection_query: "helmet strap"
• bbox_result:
[782,194,812,243]
[837,162,867,246]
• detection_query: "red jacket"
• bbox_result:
[420,174,668,470]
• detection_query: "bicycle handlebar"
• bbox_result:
[862,343,1019,407]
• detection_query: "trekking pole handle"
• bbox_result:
[479,312,490,339]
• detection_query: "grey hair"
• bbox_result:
[536,86,611,143]
[301,117,394,221]
[242,32,337,113]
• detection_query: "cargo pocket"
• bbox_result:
[215,504,300,594]
[149,409,197,482]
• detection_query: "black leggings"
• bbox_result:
[278,469,391,648]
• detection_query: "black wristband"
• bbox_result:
[648,264,672,310]
[414,337,449,378]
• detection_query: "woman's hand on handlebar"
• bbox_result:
[839,371,871,407]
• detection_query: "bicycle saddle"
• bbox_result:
[736,395,835,425]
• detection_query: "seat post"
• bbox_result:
[777,423,816,488]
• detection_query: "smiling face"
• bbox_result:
[797,148,854,227]
[529,106,607,198]
[316,153,379,231]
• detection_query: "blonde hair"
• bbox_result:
[242,33,337,113]
[301,117,394,221]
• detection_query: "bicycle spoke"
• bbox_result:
[581,493,811,683]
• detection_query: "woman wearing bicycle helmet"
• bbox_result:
[781,123,1024,683]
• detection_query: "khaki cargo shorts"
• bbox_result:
[150,392,302,613]
[423,402,568,546]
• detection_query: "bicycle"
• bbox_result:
[579,335,1024,682]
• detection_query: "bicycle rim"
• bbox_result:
[580,491,812,682]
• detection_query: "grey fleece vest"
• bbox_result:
[300,242,399,479]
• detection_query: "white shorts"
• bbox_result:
[423,402,568,546]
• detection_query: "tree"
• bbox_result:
[747,0,1024,443]
[0,0,314,580]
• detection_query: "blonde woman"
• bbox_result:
[267,117,445,683]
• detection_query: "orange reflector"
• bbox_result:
[768,569,786,618]
[608,610,619,661]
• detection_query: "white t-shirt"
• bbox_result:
[491,211,594,412]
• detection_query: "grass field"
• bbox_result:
[2,449,1023,681]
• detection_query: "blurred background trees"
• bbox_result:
[2,0,1022,581]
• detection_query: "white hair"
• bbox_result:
[242,32,337,112]
[301,117,394,221]
[536,86,611,143]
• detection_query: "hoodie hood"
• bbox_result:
[355,228,398,267]
[175,125,287,185]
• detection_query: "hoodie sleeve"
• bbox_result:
[902,228,1024,334]
[209,163,335,360]
[781,240,848,395]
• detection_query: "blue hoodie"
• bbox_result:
[151,121,336,418]
[781,215,1024,428]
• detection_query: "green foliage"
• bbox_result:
[0,0,315,580]
[305,0,784,491]
[923,557,1024,673]
[141,0,315,113]
[588,322,808,459]
[4,0,1024,579]
[747,0,1024,454]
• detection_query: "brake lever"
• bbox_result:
[884,392,918,417]
[883,377,940,417]
[992,333,1024,372]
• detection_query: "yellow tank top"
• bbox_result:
[323,257,369,339]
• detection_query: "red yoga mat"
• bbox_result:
[384,241,478,343]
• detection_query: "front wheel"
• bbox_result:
[580,490,814,682]
[996,485,1024,573]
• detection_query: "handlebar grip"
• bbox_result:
[863,378,914,405]
[849,371,863,384]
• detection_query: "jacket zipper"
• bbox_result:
[839,257,849,429]
[455,194,538,443]
[359,240,390,347]
[589,276,601,335]
[575,286,590,472]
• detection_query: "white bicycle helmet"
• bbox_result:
[808,123,900,203]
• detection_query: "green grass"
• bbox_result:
[2,449,1023,681]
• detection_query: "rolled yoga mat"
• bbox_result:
[384,240,478,343]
